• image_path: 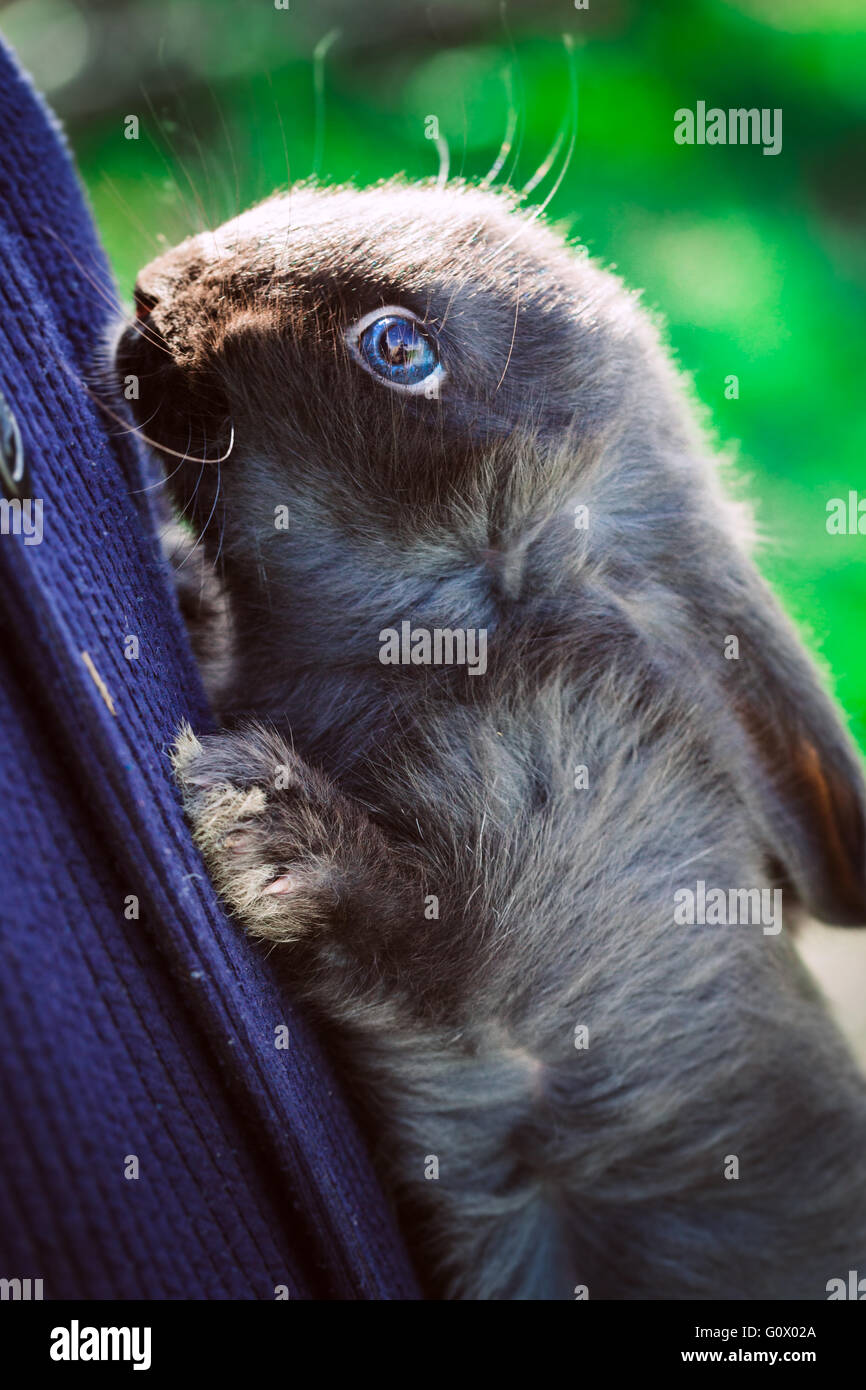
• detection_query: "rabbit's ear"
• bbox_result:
[698,564,866,926]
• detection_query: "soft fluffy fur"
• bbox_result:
[116,181,866,1299]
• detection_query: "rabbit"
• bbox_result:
[114,180,866,1299]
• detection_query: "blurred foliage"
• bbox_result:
[3,0,865,742]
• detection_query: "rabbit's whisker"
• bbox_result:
[481,66,518,190]
[312,29,342,179]
[487,34,579,263]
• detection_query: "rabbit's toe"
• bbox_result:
[171,724,340,941]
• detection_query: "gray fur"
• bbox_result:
[116,180,866,1298]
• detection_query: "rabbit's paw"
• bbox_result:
[171,722,342,941]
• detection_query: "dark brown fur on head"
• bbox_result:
[120,180,866,1298]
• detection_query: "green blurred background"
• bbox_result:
[3,0,865,742]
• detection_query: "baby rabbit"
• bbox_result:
[115,181,866,1299]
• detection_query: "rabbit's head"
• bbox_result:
[115,180,866,927]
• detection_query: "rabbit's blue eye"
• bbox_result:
[360,316,436,385]
[345,306,445,396]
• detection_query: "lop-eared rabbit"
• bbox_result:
[114,182,866,1300]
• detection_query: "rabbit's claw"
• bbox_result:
[171,722,341,941]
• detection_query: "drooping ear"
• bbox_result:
[694,563,866,926]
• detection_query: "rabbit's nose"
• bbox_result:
[133,287,159,322]
[132,237,208,316]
